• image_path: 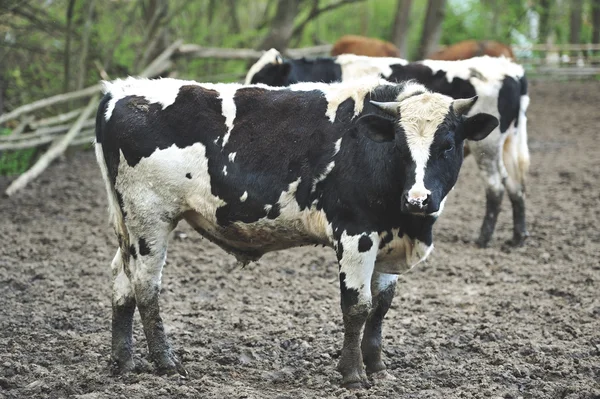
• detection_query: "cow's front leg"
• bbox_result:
[129,224,187,377]
[336,232,379,389]
[361,272,397,378]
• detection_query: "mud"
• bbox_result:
[1,81,599,398]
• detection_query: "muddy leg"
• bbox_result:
[111,248,137,374]
[503,129,530,247]
[471,135,505,248]
[129,225,187,377]
[477,185,504,248]
[361,272,397,378]
[336,233,379,389]
[507,186,528,246]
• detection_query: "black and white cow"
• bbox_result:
[246,50,530,248]
[95,77,498,388]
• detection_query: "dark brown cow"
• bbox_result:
[331,35,400,57]
[427,40,514,61]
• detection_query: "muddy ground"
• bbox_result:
[1,81,599,399]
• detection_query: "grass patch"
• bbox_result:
[0,128,37,176]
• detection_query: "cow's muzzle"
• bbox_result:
[401,192,431,214]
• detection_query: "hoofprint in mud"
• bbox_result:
[94,76,498,388]
[246,50,530,248]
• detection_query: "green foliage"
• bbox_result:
[0,129,37,176]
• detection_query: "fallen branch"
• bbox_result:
[5,95,99,197]
[0,119,95,144]
[0,127,96,150]
[0,39,182,127]
[0,84,101,125]
[29,108,84,129]
[9,116,35,137]
[139,39,183,78]
[175,44,333,60]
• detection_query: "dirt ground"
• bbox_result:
[1,81,599,399]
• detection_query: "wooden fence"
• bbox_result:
[513,43,600,76]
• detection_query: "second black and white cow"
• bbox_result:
[95,77,498,388]
[246,50,530,248]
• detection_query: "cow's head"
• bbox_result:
[358,84,498,216]
[245,48,292,86]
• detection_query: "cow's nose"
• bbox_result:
[402,192,430,213]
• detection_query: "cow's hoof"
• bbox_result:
[475,237,490,248]
[342,379,371,390]
[370,370,396,381]
[111,357,136,376]
[507,231,529,247]
[156,362,188,379]
[341,371,371,389]
[154,355,188,378]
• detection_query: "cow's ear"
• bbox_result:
[357,114,396,143]
[460,113,499,141]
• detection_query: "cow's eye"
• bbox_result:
[442,142,454,155]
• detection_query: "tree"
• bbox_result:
[537,0,553,44]
[569,0,583,44]
[257,0,302,51]
[391,0,413,58]
[417,0,447,60]
[592,0,600,48]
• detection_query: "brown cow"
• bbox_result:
[331,35,400,57]
[427,40,514,61]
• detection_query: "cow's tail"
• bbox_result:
[95,91,131,268]
[503,74,530,192]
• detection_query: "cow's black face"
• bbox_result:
[359,95,498,216]
[250,63,292,86]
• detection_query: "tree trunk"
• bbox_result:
[63,0,77,93]
[417,0,447,60]
[391,0,413,58]
[537,0,553,44]
[76,0,97,90]
[569,0,583,44]
[592,0,600,49]
[227,0,241,34]
[257,0,302,51]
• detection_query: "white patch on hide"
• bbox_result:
[339,231,380,302]
[334,138,343,155]
[228,152,236,163]
[335,54,408,81]
[289,77,391,122]
[114,142,227,228]
[217,85,239,147]
[312,161,335,192]
[240,191,248,202]
[398,91,452,199]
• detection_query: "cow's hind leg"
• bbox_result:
[111,248,137,374]
[503,120,530,246]
[127,218,187,377]
[469,134,505,248]
[336,233,379,389]
[361,272,397,379]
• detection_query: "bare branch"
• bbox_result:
[291,0,365,40]
[30,108,84,129]
[0,85,101,125]
[176,44,332,60]
[5,95,99,196]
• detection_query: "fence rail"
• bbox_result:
[513,43,600,77]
